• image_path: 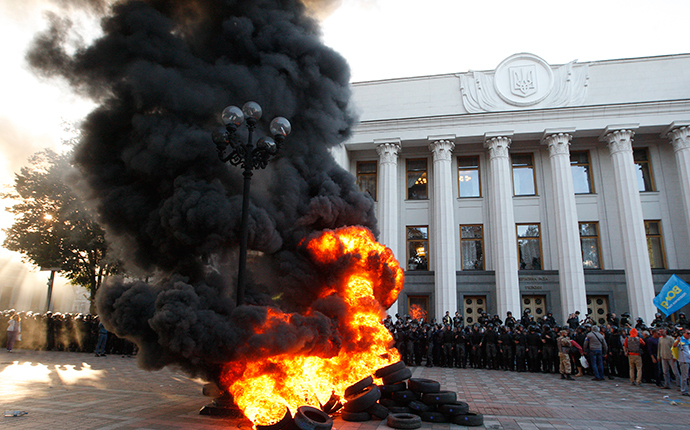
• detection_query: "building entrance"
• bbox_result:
[463,295,487,325]
[522,295,546,319]
[407,295,429,322]
[587,295,609,325]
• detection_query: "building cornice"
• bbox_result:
[345,99,690,147]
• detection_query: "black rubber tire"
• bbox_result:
[408,378,441,393]
[438,401,469,415]
[387,406,412,414]
[382,367,412,385]
[379,398,400,408]
[322,400,342,415]
[341,410,371,422]
[407,400,430,413]
[451,412,484,427]
[256,408,292,430]
[386,413,422,429]
[366,402,389,419]
[391,390,416,404]
[293,406,333,430]
[344,385,381,412]
[344,376,374,398]
[374,361,406,378]
[420,411,450,423]
[378,382,407,397]
[421,391,457,405]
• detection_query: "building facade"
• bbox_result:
[332,53,690,325]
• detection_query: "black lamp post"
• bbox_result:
[212,102,291,306]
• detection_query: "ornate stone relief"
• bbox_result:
[602,130,635,154]
[543,133,573,157]
[376,141,401,164]
[459,53,590,113]
[484,136,511,160]
[667,126,690,152]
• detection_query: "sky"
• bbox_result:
[0,0,688,311]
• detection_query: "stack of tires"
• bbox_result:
[341,361,484,428]
[256,406,334,430]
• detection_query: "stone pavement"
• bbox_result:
[1,350,688,430]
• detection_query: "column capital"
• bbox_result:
[600,127,637,155]
[663,123,690,152]
[542,131,573,157]
[484,133,512,160]
[429,139,455,161]
[376,139,401,164]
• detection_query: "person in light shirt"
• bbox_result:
[672,328,690,396]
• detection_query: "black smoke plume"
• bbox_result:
[26,0,384,383]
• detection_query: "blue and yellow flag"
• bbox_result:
[654,274,690,316]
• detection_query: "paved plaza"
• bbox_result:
[1,350,688,430]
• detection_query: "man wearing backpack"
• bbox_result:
[625,328,646,386]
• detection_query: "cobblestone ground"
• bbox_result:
[1,350,688,429]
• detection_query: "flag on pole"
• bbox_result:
[653,274,690,316]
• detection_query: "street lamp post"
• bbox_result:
[212,102,291,306]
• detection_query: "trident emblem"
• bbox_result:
[510,65,537,97]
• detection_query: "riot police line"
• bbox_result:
[382,309,690,382]
[2,309,136,357]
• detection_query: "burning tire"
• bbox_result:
[381,367,412,385]
[344,375,374,398]
[420,411,450,423]
[294,406,333,430]
[343,385,381,412]
[407,400,430,413]
[374,361,406,378]
[420,391,456,405]
[340,410,371,422]
[391,390,415,404]
[438,401,469,415]
[386,413,422,429]
[451,412,484,427]
[366,402,389,419]
[407,378,441,393]
[256,408,293,430]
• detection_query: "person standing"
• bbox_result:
[94,318,108,357]
[584,326,608,381]
[657,328,676,389]
[557,329,574,380]
[625,328,646,386]
[672,328,690,396]
[6,311,21,352]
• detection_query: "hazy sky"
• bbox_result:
[0,0,688,308]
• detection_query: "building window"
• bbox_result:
[356,161,377,201]
[634,148,655,192]
[457,156,481,198]
[517,224,542,270]
[460,225,484,270]
[512,153,537,196]
[579,222,601,269]
[407,226,429,271]
[571,151,594,194]
[645,220,666,269]
[407,159,428,200]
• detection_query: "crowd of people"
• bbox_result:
[383,309,690,395]
[1,309,136,357]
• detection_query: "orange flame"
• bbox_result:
[220,226,403,425]
[409,304,427,321]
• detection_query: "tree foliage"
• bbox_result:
[2,149,120,305]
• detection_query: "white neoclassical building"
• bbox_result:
[332,53,690,325]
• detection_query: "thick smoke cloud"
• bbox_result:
[26,0,382,383]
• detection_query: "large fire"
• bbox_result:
[220,226,404,425]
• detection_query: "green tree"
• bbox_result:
[2,149,120,309]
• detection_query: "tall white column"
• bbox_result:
[484,133,521,316]
[600,127,656,322]
[376,140,401,317]
[664,123,690,242]
[542,131,588,320]
[429,137,457,320]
